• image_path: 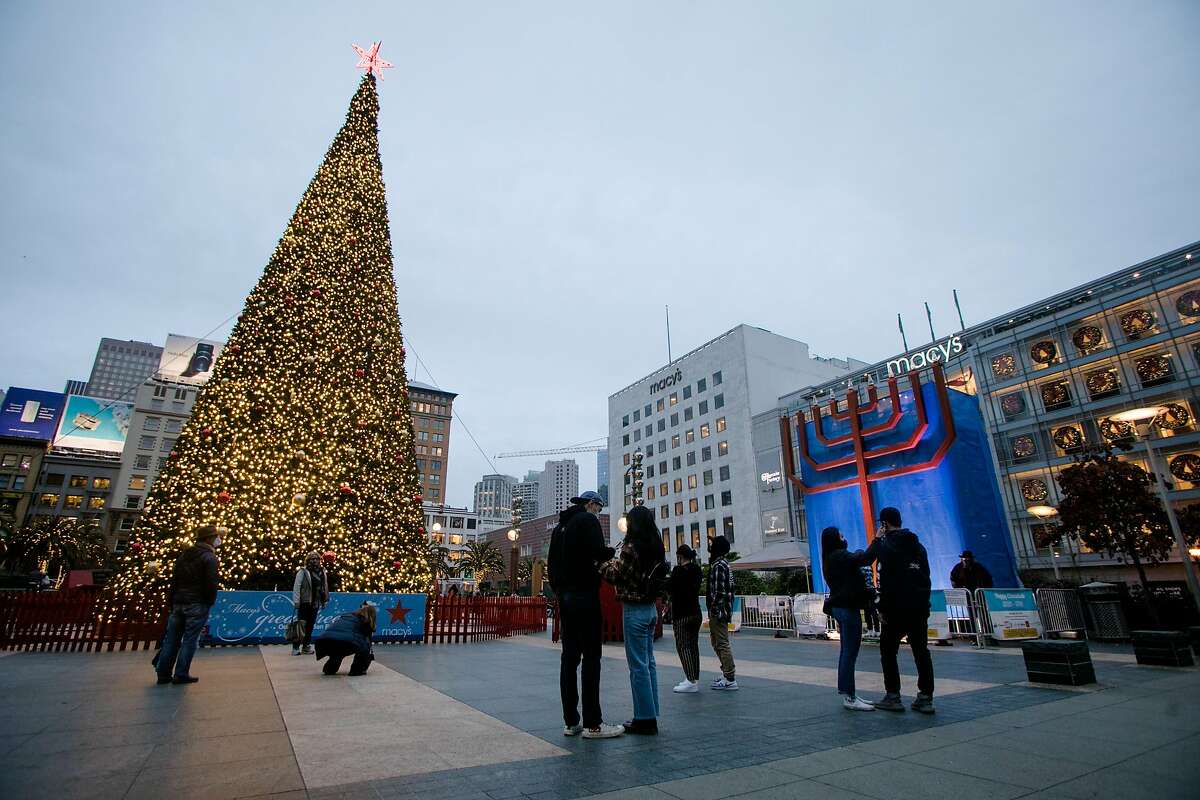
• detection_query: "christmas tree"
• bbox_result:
[105,62,432,617]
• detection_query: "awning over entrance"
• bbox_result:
[730,540,810,571]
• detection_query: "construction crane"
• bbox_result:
[496,441,607,459]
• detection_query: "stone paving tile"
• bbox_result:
[816,759,1028,800]
[901,740,1098,789]
[652,764,800,800]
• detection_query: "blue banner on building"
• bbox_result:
[202,591,426,645]
[0,387,66,441]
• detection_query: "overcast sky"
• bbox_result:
[2,2,1197,507]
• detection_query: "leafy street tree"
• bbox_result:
[426,542,458,584]
[1056,446,1174,622]
[460,540,505,586]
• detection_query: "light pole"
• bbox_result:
[508,495,522,595]
[619,449,644,535]
[1027,505,1062,582]
[1112,406,1200,615]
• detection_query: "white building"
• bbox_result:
[607,325,865,558]
[85,338,163,401]
[513,471,540,520]
[473,473,517,519]
[537,459,579,519]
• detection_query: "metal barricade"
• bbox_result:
[1035,588,1087,639]
[973,589,995,647]
[944,588,977,639]
[738,595,795,634]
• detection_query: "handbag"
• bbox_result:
[286,616,307,644]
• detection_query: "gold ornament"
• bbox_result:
[1119,308,1155,339]
[1030,341,1058,365]
[1021,479,1049,503]
[1085,368,1119,398]
[991,353,1017,378]
[1169,453,1200,483]
[1135,354,1171,385]
[1052,426,1084,451]
[1011,435,1036,459]
[1071,325,1104,353]
[1099,417,1134,441]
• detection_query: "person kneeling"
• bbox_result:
[315,603,376,676]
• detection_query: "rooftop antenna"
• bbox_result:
[897,313,910,353]
[953,289,966,331]
[924,302,936,342]
[666,305,673,363]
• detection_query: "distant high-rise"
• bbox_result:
[409,381,457,503]
[63,379,88,396]
[85,339,163,400]
[538,459,579,517]
[473,473,517,519]
[514,470,541,520]
[596,449,609,506]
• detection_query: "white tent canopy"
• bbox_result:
[730,540,810,571]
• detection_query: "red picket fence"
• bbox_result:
[0,588,166,653]
[425,594,547,643]
[551,582,665,643]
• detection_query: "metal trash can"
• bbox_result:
[1079,582,1129,641]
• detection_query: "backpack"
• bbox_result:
[641,560,670,600]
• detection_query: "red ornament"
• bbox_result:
[130,541,144,552]
[392,560,403,569]
[229,344,241,354]
[201,427,213,438]
[399,346,406,357]
[322,550,336,564]
[354,368,365,378]
[311,288,322,298]
[285,294,295,303]
[414,493,423,502]
[169,450,178,458]
[348,235,359,245]
[217,490,232,504]
[418,526,426,535]
[339,483,354,496]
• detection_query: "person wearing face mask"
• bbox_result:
[155,525,223,685]
[292,551,330,655]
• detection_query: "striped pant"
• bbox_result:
[672,614,702,682]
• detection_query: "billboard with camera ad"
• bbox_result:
[158,334,224,386]
[0,387,65,441]
[53,395,134,453]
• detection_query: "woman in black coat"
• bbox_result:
[666,544,703,693]
[821,527,875,711]
[315,603,377,676]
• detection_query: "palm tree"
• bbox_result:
[4,517,108,576]
[425,541,458,582]
[460,540,504,586]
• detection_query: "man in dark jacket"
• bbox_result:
[155,525,222,685]
[546,491,622,738]
[950,551,993,593]
[865,507,934,713]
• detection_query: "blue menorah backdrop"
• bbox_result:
[797,379,1019,592]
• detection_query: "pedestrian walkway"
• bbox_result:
[0,631,1196,799]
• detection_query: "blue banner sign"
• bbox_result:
[979,588,1042,641]
[203,591,426,645]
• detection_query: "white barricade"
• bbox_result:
[738,595,795,634]
[792,593,830,637]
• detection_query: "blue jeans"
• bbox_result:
[157,602,210,679]
[830,606,862,697]
[622,603,660,720]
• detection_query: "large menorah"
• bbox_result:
[779,363,958,535]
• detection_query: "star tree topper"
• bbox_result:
[353,41,394,79]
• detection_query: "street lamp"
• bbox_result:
[508,495,522,595]
[1112,406,1200,614]
[1027,504,1063,582]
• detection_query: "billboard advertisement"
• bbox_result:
[158,334,224,386]
[203,591,427,645]
[53,395,134,453]
[0,387,65,441]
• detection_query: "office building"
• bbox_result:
[537,459,579,519]
[29,450,119,528]
[608,325,865,557]
[513,471,540,520]
[85,338,163,401]
[473,473,517,519]
[409,381,456,503]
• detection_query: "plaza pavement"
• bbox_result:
[0,630,1197,800]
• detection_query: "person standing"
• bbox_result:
[155,525,222,685]
[667,544,703,693]
[950,550,993,593]
[705,535,738,691]
[866,507,935,714]
[547,491,623,739]
[821,527,875,711]
[293,551,330,655]
[315,603,376,675]
[600,505,667,735]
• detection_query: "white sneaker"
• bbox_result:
[291,648,301,656]
[843,696,875,712]
[563,723,584,736]
[711,678,739,691]
[581,723,625,739]
[673,680,700,693]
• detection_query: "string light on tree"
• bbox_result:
[103,45,433,619]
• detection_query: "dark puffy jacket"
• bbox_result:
[315,613,372,655]
[950,560,993,592]
[667,562,702,619]
[866,530,931,617]
[823,547,873,610]
[169,542,219,606]
[547,505,614,596]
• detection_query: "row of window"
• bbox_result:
[623,417,727,457]
[1,453,34,470]
[415,417,445,431]
[42,474,110,490]
[660,516,735,554]
[152,385,192,401]
[37,494,105,509]
[624,372,724,427]
[622,401,726,445]
[624,441,730,475]
[415,445,444,456]
[416,431,446,442]
[0,475,27,490]
[411,401,450,415]
[415,459,443,472]
[143,417,184,433]
[656,490,733,519]
[137,436,176,452]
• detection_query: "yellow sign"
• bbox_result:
[1003,627,1039,639]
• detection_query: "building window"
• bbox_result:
[119,517,136,531]
[430,488,440,500]
[659,439,667,452]
[673,478,683,493]
[433,434,444,443]
[670,413,679,427]
[88,496,105,510]
[647,485,656,500]
[129,475,147,490]
[698,378,707,393]
[702,446,712,461]
[138,436,156,451]
[157,457,169,471]
[160,438,175,452]
[143,417,162,431]
[671,435,680,449]
[645,404,652,417]
[1,454,16,468]
[686,451,696,466]
[718,441,730,457]
[723,516,735,542]
[689,498,699,513]
[623,414,629,427]
[661,529,671,551]
[45,473,64,486]
[684,407,693,422]
[165,419,182,434]
[719,465,730,481]
[647,465,655,478]
[68,475,87,488]
[674,501,684,516]
[623,453,631,466]
[714,394,725,409]
[432,460,442,470]
[721,490,732,507]
[0,475,9,489]
[125,495,141,509]
[633,410,640,422]
[622,434,630,446]
[92,477,111,490]
[38,493,58,507]
[700,423,710,439]
[669,393,678,406]
[683,385,692,400]
[657,399,665,412]
[633,430,641,442]
[716,417,727,432]
[685,429,695,444]
[675,525,685,549]
[699,400,709,415]
[704,494,715,510]
[703,470,713,486]
[644,424,652,437]
[12,476,24,490]
[672,456,681,470]
[713,371,723,386]
[659,460,667,474]
[135,455,151,469]
[659,482,669,496]
[660,505,670,519]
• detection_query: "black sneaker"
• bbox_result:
[872,693,905,712]
[172,676,200,684]
[911,694,935,714]
[155,676,172,685]
[622,719,658,735]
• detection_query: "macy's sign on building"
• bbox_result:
[886,335,966,377]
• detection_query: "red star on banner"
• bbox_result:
[352,42,394,79]
[386,603,412,624]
